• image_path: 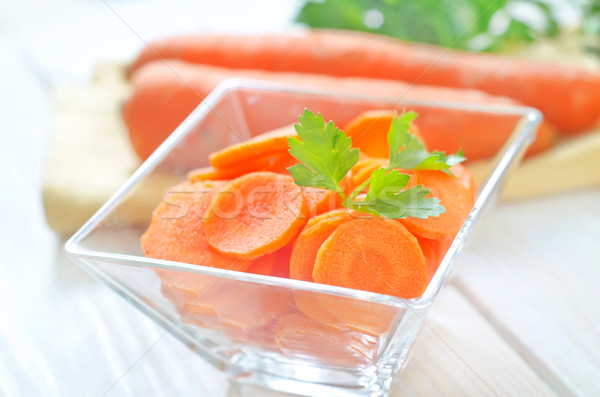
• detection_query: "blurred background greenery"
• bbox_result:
[296,0,599,54]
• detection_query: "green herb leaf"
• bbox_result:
[288,109,359,193]
[387,110,419,168]
[346,168,445,219]
[296,0,561,53]
[287,108,461,220]
[387,112,465,175]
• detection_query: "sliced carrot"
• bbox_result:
[349,157,388,191]
[302,187,339,218]
[350,155,382,177]
[416,236,454,282]
[154,269,205,309]
[214,282,292,330]
[343,110,424,158]
[187,157,273,182]
[208,125,296,169]
[270,240,294,278]
[179,302,223,330]
[154,269,223,330]
[204,172,307,260]
[304,208,355,230]
[268,151,299,174]
[157,268,292,330]
[399,164,475,240]
[177,284,282,350]
[141,180,253,271]
[293,286,395,337]
[315,294,397,336]
[293,292,345,329]
[289,209,356,282]
[452,161,477,203]
[222,318,280,351]
[187,165,259,183]
[313,218,428,298]
[245,253,278,276]
[189,149,298,183]
[187,166,227,183]
[300,177,351,217]
[246,239,294,278]
[274,312,379,367]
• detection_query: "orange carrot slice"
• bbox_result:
[349,155,381,177]
[214,282,292,330]
[208,125,296,169]
[416,236,454,282]
[245,253,278,276]
[301,187,340,218]
[141,180,253,271]
[274,312,379,367]
[223,318,280,351]
[304,208,356,229]
[154,269,223,330]
[313,218,428,298]
[267,151,298,174]
[399,164,475,240]
[349,157,388,191]
[270,240,294,278]
[315,294,397,336]
[289,209,356,282]
[294,286,395,337]
[204,172,307,260]
[452,162,477,203]
[300,180,352,218]
[293,292,345,329]
[157,268,292,331]
[343,110,424,158]
[154,269,206,310]
[189,151,298,183]
[245,239,294,278]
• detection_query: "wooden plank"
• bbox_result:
[393,286,556,396]
[468,129,600,201]
[453,191,600,396]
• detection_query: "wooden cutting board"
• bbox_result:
[42,63,600,235]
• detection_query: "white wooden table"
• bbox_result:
[1,1,599,396]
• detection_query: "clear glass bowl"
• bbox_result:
[65,80,540,397]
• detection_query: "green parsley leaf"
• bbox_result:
[387,111,420,168]
[387,112,465,175]
[286,108,467,220]
[346,169,445,219]
[288,109,359,193]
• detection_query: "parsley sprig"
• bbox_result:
[287,110,358,199]
[387,111,465,175]
[287,109,465,219]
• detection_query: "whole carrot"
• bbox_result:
[128,30,600,133]
[123,60,556,160]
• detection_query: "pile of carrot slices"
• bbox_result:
[140,109,476,363]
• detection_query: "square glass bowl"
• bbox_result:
[65,80,541,397]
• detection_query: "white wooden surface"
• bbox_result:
[1,1,599,396]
